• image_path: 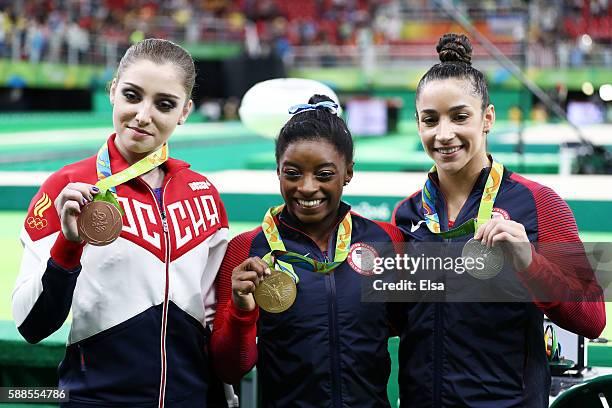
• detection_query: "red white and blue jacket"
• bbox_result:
[12,135,230,408]
[392,166,605,408]
[211,203,404,408]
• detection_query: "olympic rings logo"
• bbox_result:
[27,216,48,230]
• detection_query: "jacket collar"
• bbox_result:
[422,158,508,231]
[427,158,497,201]
[106,134,190,178]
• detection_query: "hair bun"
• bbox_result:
[436,33,473,65]
[308,94,334,104]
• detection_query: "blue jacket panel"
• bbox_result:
[58,303,227,408]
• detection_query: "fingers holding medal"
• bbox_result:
[54,183,100,243]
[232,256,298,314]
[474,218,532,271]
[232,257,271,312]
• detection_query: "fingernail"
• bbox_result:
[82,198,88,205]
[92,186,99,192]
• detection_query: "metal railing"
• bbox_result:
[0,4,609,69]
[287,43,612,69]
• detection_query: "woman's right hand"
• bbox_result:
[54,183,99,242]
[231,257,271,312]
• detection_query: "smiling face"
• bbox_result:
[416,78,494,176]
[278,139,353,231]
[109,59,192,163]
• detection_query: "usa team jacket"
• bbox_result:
[12,135,230,408]
[392,166,605,408]
[210,203,404,408]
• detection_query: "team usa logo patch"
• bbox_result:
[27,193,52,230]
[492,207,510,220]
[347,242,379,276]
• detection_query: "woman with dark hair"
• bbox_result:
[13,39,230,407]
[392,33,605,407]
[211,94,404,407]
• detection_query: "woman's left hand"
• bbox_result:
[474,218,532,270]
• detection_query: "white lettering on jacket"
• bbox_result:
[133,199,161,248]
[167,195,220,250]
[117,195,220,251]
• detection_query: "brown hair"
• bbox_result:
[116,38,196,102]
[416,33,489,112]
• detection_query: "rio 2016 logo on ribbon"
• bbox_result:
[348,243,380,276]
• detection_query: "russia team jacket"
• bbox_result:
[392,165,605,408]
[12,135,230,407]
[210,203,404,408]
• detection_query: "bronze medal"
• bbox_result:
[254,269,297,313]
[461,238,504,280]
[77,200,123,246]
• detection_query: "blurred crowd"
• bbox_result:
[0,0,609,68]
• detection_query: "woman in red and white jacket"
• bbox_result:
[12,39,229,407]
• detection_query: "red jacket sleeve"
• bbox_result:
[373,220,406,337]
[210,229,261,383]
[374,220,405,244]
[517,185,605,339]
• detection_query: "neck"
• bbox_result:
[293,209,341,253]
[140,167,165,189]
[113,138,161,165]
[437,154,491,204]
[112,139,165,187]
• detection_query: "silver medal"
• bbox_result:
[461,238,504,279]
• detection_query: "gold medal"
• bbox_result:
[77,200,123,246]
[461,238,504,280]
[254,269,297,313]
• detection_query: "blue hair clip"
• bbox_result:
[288,101,339,116]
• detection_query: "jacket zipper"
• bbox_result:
[139,177,173,408]
[77,344,87,372]
[279,214,345,407]
[325,236,343,408]
[433,302,443,408]
[429,175,446,408]
[428,171,489,407]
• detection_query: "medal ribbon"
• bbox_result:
[421,160,504,238]
[94,141,169,212]
[261,205,353,282]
